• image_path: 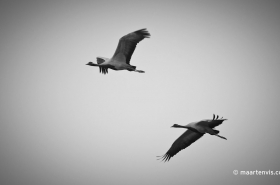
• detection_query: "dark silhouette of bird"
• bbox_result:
[86,28,150,74]
[157,114,227,162]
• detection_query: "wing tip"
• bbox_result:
[135,28,151,38]
[99,67,108,74]
[157,153,172,162]
[213,114,227,121]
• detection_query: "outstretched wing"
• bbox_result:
[96,57,108,74]
[157,130,204,162]
[99,67,108,74]
[209,119,227,128]
[209,114,227,128]
[96,57,105,64]
[112,28,150,64]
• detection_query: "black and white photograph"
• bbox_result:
[1,0,280,185]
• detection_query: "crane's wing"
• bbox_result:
[99,66,108,74]
[199,114,227,128]
[209,119,227,128]
[157,130,204,162]
[209,114,227,128]
[96,57,105,64]
[112,28,150,64]
[96,57,108,74]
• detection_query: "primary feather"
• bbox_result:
[159,130,204,162]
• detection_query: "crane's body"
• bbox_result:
[86,28,150,74]
[158,114,227,162]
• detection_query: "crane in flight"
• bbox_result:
[157,114,227,162]
[86,28,150,74]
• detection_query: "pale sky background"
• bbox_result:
[1,0,280,185]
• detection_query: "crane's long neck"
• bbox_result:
[174,124,200,133]
[174,124,189,129]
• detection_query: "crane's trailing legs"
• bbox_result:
[205,127,227,140]
[124,64,145,73]
[215,134,227,140]
[134,69,145,73]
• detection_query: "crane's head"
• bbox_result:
[86,62,98,66]
[171,124,180,128]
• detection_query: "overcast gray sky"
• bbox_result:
[1,0,280,185]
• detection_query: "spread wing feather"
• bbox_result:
[208,119,227,128]
[96,57,108,74]
[158,130,204,162]
[99,67,108,74]
[112,28,150,64]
